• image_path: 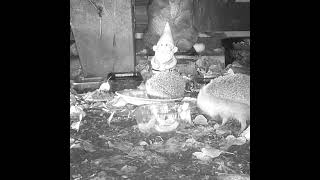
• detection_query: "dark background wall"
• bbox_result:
[193,0,250,32]
[134,0,250,33]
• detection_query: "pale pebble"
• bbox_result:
[193,115,208,125]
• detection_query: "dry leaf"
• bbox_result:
[190,126,216,138]
[220,135,247,151]
[70,142,81,149]
[216,129,230,135]
[225,135,246,145]
[108,141,133,153]
[144,152,168,165]
[201,147,223,158]
[192,146,226,161]
[192,151,212,161]
[112,97,127,107]
[150,137,183,154]
[127,146,145,157]
[70,106,85,117]
[70,105,78,114]
[71,121,81,131]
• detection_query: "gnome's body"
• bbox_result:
[150,22,178,72]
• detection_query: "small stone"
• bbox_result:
[193,115,208,125]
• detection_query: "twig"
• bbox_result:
[88,0,103,39]
[107,111,115,126]
[99,17,102,39]
[88,0,98,11]
[222,151,235,155]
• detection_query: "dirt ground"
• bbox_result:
[70,88,250,180]
[70,37,250,180]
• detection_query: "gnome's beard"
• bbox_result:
[154,51,174,64]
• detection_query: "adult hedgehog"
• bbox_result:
[197,74,250,132]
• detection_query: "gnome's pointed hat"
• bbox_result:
[157,22,174,46]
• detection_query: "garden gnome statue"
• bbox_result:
[151,22,178,72]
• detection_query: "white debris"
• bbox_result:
[139,141,149,146]
[240,125,250,141]
[178,103,192,124]
[193,43,205,53]
[107,111,115,126]
[99,82,110,91]
[71,120,82,131]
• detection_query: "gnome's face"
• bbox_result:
[153,42,178,63]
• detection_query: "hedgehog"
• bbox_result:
[197,73,250,132]
[145,71,186,99]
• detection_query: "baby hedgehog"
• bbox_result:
[197,73,250,132]
[146,71,186,99]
